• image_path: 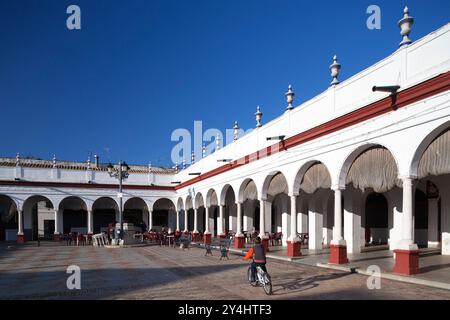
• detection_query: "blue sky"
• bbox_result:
[0,0,449,167]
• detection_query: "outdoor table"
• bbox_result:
[166,234,175,247]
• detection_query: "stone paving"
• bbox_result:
[1,242,450,299]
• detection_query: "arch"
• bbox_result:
[411,122,450,179]
[92,197,118,234]
[124,197,149,211]
[23,195,55,211]
[176,197,184,211]
[338,144,400,193]
[220,184,236,206]
[238,178,258,203]
[0,194,18,241]
[152,198,176,231]
[292,161,331,195]
[206,189,218,207]
[261,171,289,201]
[59,196,88,234]
[194,192,204,209]
[185,195,193,210]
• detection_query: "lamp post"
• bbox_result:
[107,161,130,244]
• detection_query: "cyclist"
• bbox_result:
[243,236,267,284]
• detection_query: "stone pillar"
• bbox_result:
[393,177,419,275]
[218,205,225,237]
[148,210,153,231]
[441,187,450,255]
[234,202,245,249]
[176,210,180,231]
[87,209,93,234]
[427,198,439,248]
[259,199,269,252]
[329,188,348,264]
[17,209,25,243]
[308,206,323,250]
[204,206,211,244]
[193,208,200,241]
[287,195,301,257]
[184,209,188,233]
[53,209,61,241]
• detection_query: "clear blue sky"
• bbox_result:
[0,0,449,167]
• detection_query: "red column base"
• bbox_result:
[204,233,212,245]
[393,249,420,275]
[234,236,246,249]
[192,232,200,242]
[218,234,226,239]
[287,241,302,257]
[329,244,349,264]
[262,238,270,252]
[16,234,25,244]
[53,234,61,241]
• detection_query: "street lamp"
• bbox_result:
[107,161,130,244]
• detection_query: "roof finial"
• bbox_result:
[285,85,295,110]
[255,106,262,128]
[15,153,21,166]
[53,154,57,168]
[182,158,186,169]
[174,162,179,173]
[233,121,240,141]
[398,6,414,47]
[86,156,91,169]
[329,55,341,86]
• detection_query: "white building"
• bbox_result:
[1,8,449,276]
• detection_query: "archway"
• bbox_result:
[364,193,388,245]
[206,189,219,237]
[238,179,259,234]
[124,197,149,230]
[220,185,236,235]
[0,195,18,241]
[92,197,118,234]
[153,198,176,231]
[59,196,88,234]
[23,195,55,240]
[185,196,194,231]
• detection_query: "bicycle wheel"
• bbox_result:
[262,273,272,295]
[247,267,257,286]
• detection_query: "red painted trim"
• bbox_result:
[0,180,175,191]
[176,71,450,190]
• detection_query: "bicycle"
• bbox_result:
[247,264,272,295]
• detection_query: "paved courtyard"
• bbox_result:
[1,242,450,300]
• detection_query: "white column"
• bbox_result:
[205,206,210,233]
[441,187,450,255]
[148,210,153,230]
[331,188,345,245]
[290,195,297,240]
[218,205,224,235]
[236,202,242,236]
[17,209,24,235]
[176,210,180,231]
[194,208,198,232]
[87,210,93,234]
[183,209,188,232]
[428,198,439,248]
[259,199,266,238]
[399,177,418,250]
[308,207,323,250]
[54,209,60,234]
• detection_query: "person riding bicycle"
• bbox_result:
[243,236,267,284]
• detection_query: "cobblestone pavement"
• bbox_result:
[1,243,450,300]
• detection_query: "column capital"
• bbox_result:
[331,185,345,192]
[398,175,417,182]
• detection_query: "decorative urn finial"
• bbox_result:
[15,153,21,166]
[53,154,57,167]
[191,150,195,164]
[182,158,186,169]
[398,6,414,47]
[285,85,295,110]
[86,156,91,169]
[255,106,262,128]
[174,162,179,173]
[202,144,206,158]
[233,121,240,141]
[329,55,341,86]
